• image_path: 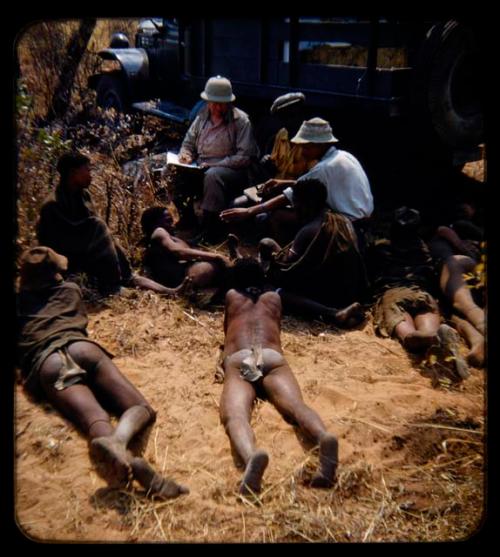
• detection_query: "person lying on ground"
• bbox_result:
[17,246,188,499]
[219,256,338,496]
[427,200,485,367]
[37,151,174,297]
[366,207,469,379]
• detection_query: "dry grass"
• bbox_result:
[72,290,484,543]
[14,19,486,544]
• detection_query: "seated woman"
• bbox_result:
[140,206,230,294]
[17,246,188,499]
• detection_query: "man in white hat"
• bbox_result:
[220,117,373,248]
[177,75,259,243]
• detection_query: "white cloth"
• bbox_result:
[283,147,373,220]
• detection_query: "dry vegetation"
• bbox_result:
[14,19,486,544]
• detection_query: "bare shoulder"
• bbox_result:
[225,288,242,304]
[260,290,282,307]
[151,227,169,242]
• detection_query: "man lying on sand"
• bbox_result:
[219,255,338,496]
[17,246,189,499]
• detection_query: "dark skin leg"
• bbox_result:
[394,312,440,352]
[219,367,269,495]
[131,273,193,296]
[440,255,485,335]
[130,457,189,499]
[39,345,149,485]
[278,290,365,328]
[227,233,243,261]
[451,314,485,368]
[38,342,186,497]
[221,288,337,493]
[262,364,338,488]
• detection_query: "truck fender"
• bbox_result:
[98,48,150,82]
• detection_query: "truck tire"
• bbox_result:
[413,20,484,149]
[96,74,128,112]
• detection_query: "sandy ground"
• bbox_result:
[14,287,485,543]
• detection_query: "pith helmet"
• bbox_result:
[200,75,236,103]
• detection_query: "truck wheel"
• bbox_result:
[96,74,127,112]
[413,20,484,149]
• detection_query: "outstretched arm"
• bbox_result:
[153,228,230,266]
[220,193,289,224]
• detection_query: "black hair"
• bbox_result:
[56,152,90,180]
[390,207,421,245]
[231,257,266,290]
[292,178,327,211]
[140,206,170,238]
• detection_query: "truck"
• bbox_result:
[88,17,485,198]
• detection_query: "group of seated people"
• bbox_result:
[16,76,485,500]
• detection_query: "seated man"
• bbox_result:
[258,179,367,326]
[37,151,172,297]
[238,92,315,195]
[17,246,188,498]
[220,256,338,495]
[367,207,469,379]
[176,75,260,242]
[221,117,373,248]
[140,206,230,292]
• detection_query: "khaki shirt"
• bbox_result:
[179,105,259,169]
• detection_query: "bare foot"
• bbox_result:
[90,436,132,487]
[334,303,365,328]
[402,331,439,353]
[130,457,189,499]
[227,233,241,260]
[437,324,470,380]
[467,342,485,368]
[177,275,194,297]
[310,433,338,488]
[240,450,269,496]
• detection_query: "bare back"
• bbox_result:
[224,289,282,356]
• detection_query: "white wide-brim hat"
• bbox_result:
[291,117,338,144]
[200,75,236,103]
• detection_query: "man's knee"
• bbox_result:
[204,167,224,187]
[220,409,249,431]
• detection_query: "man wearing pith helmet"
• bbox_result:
[178,75,259,243]
[221,117,373,249]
